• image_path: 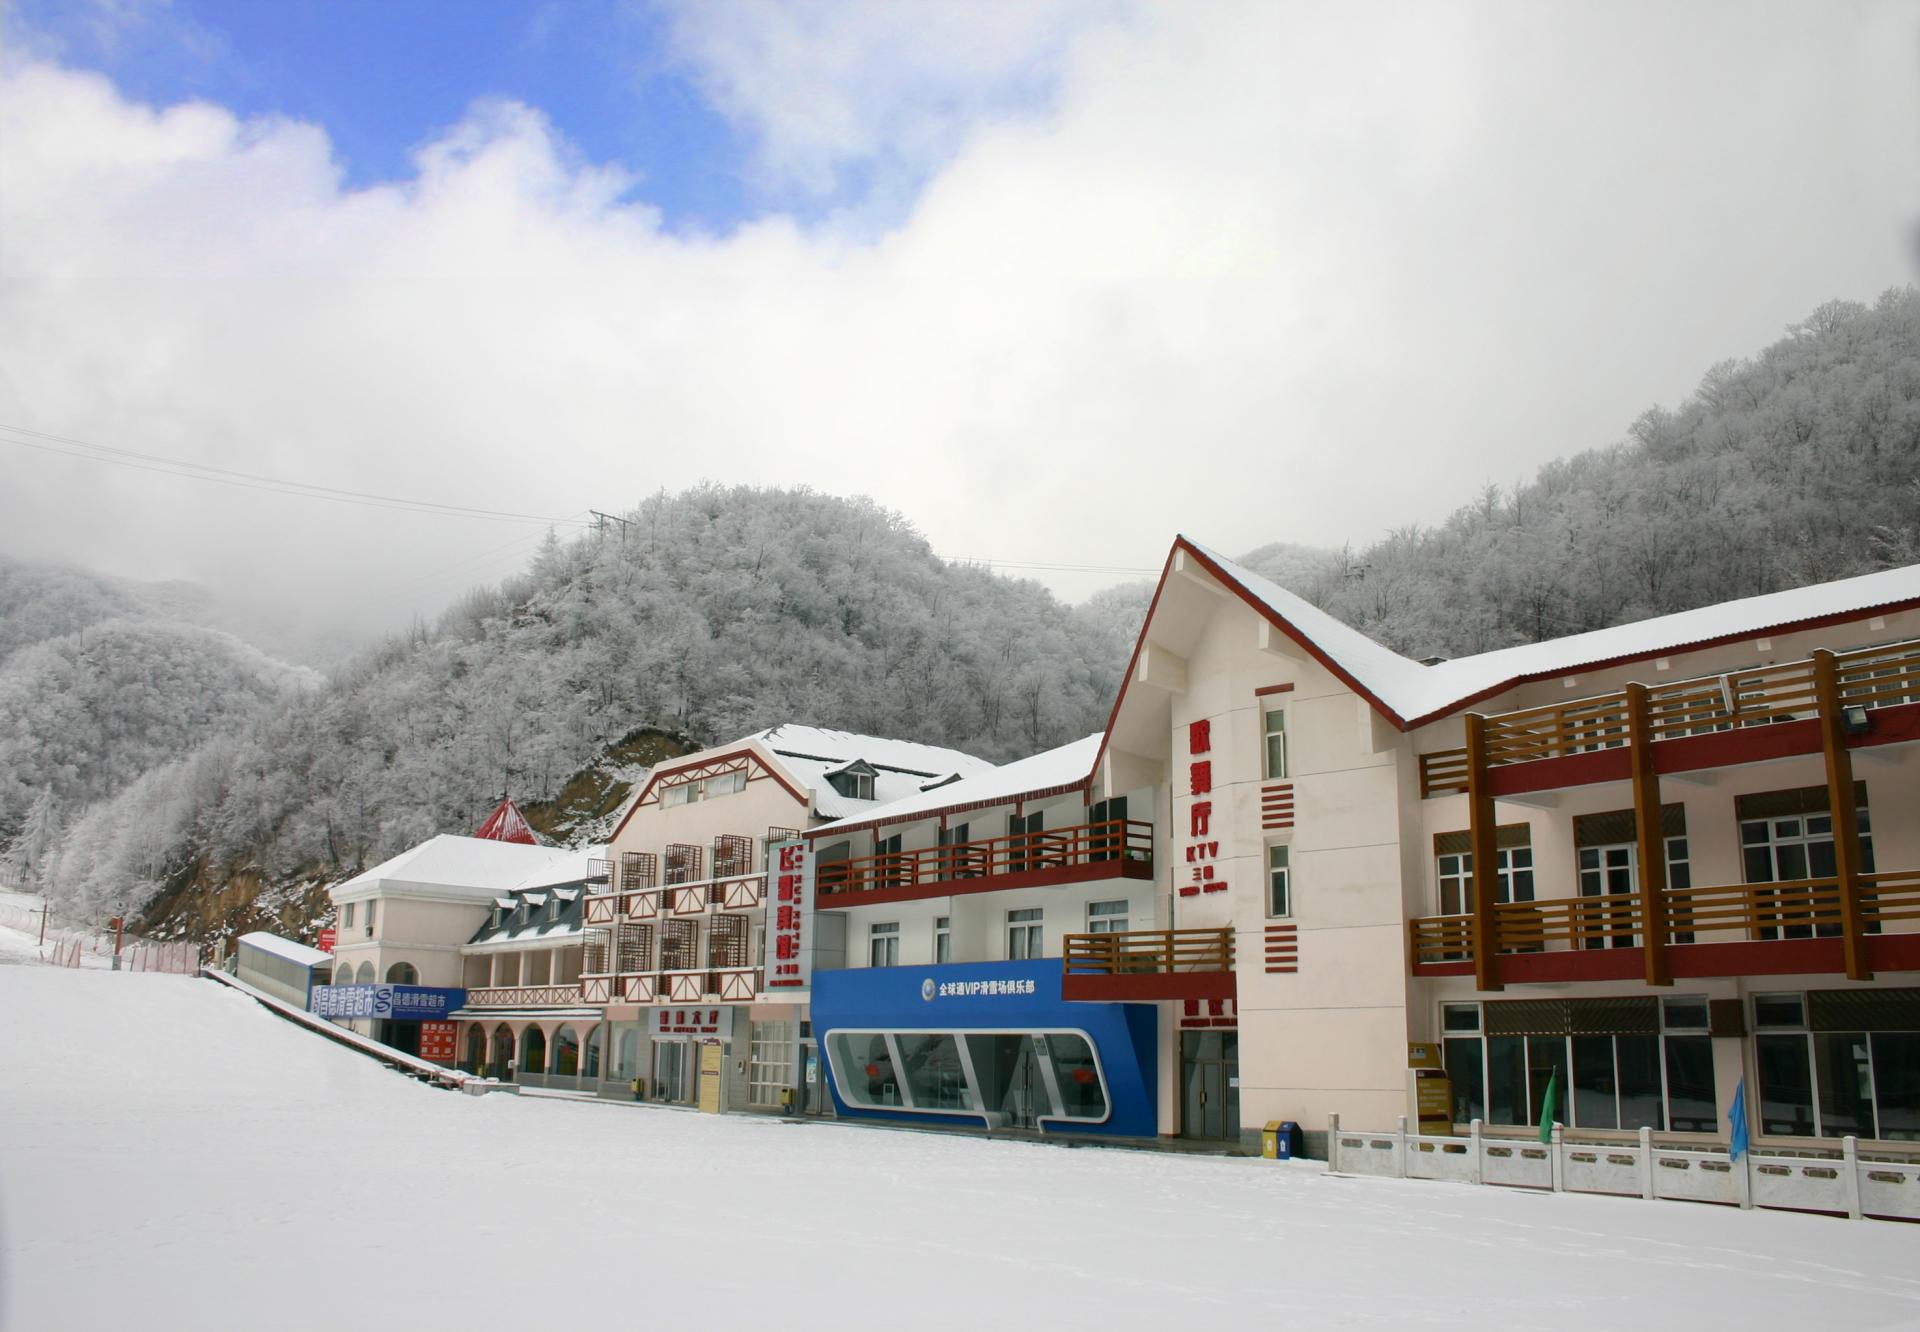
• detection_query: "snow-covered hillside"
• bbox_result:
[3,952,1917,1330]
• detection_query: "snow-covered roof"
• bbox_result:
[235,931,332,969]
[808,734,1101,838]
[747,724,995,819]
[333,835,580,901]
[1183,538,1920,727]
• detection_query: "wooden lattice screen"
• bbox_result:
[712,834,754,878]
[615,922,653,973]
[660,918,700,970]
[709,913,749,969]
[582,927,612,975]
[619,852,658,892]
[665,843,703,885]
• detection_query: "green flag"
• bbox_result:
[1538,1067,1559,1144]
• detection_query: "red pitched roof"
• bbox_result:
[473,796,538,845]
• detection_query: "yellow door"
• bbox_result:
[698,1039,724,1114]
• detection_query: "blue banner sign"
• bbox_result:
[310,984,465,1021]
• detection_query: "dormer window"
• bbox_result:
[828,761,877,801]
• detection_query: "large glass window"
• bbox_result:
[1007,908,1044,960]
[868,922,899,968]
[1444,1000,1716,1132]
[1751,990,1918,1140]
[1434,828,1534,915]
[1042,1033,1107,1120]
[896,1033,974,1110]
[826,1029,1110,1127]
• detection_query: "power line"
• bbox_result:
[0,421,595,528]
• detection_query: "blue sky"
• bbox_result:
[11,0,886,230]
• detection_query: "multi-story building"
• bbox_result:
[327,828,582,1058]
[450,725,990,1109]
[800,536,1920,1157]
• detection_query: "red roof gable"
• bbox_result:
[473,796,538,845]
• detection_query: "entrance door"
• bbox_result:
[697,1040,725,1113]
[799,1037,829,1116]
[655,1041,691,1103]
[1181,1032,1240,1140]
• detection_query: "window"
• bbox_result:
[1009,810,1043,871]
[1087,900,1129,934]
[385,961,418,985]
[933,916,952,964]
[364,900,377,937]
[1739,786,1874,940]
[1573,807,1689,949]
[1266,845,1291,918]
[829,764,876,801]
[342,903,355,929]
[660,780,698,807]
[939,822,976,878]
[1007,908,1044,960]
[1434,827,1533,914]
[1752,989,1920,1140]
[1088,796,1128,862]
[868,922,899,968]
[1263,707,1288,779]
[1439,998,1716,1133]
[706,770,745,798]
[824,1029,1109,1125]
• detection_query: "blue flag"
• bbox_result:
[1727,1077,1750,1163]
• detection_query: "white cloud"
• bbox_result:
[655,0,1118,205]
[0,2,1914,636]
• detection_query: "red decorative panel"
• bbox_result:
[1261,782,1295,831]
[418,1021,459,1063]
[1179,997,1237,1029]
[1264,923,1299,974]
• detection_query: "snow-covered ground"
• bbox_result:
[3,951,1919,1331]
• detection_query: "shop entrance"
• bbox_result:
[1181,1031,1240,1140]
[799,1034,830,1116]
[654,1041,694,1103]
[377,1020,421,1058]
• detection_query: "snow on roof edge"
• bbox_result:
[236,931,333,969]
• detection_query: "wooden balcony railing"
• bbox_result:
[1063,927,1234,976]
[819,819,1154,898]
[462,983,585,1008]
[583,892,619,926]
[1410,871,1920,967]
[1419,635,1920,797]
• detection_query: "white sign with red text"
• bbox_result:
[765,839,814,994]
[650,1006,735,1042]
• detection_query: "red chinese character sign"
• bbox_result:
[1182,717,1227,898]
[766,840,814,993]
[417,1021,458,1063]
[315,928,337,954]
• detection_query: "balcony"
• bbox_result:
[1409,871,1920,982]
[618,873,767,919]
[1061,927,1235,1002]
[818,819,1155,908]
[462,983,586,1009]
[1419,638,1920,799]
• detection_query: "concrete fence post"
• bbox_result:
[1396,1116,1408,1178]
[1550,1125,1565,1192]
[1843,1136,1863,1220]
[1637,1126,1654,1200]
[1327,1113,1340,1173]
[1469,1118,1483,1187]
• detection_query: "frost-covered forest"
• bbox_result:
[3,289,1918,938]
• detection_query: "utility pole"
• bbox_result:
[111,916,125,971]
[590,510,633,542]
[39,900,48,946]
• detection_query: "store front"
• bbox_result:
[811,960,1157,1137]
[650,1005,733,1106]
[311,982,465,1062]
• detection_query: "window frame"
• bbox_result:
[868,921,900,968]
[1262,705,1288,780]
[1266,843,1292,918]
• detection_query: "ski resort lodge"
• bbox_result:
[314,535,1920,1160]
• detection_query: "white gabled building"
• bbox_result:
[796,535,1920,1165]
